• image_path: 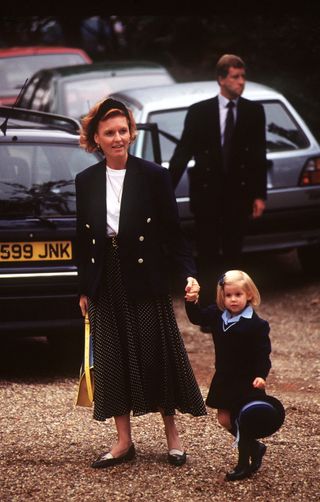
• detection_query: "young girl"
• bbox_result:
[185,270,272,481]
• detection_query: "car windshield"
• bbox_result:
[63,74,174,118]
[0,144,99,217]
[0,54,87,92]
[262,100,309,151]
[142,100,310,162]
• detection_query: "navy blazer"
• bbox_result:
[185,301,271,380]
[75,154,197,300]
[169,95,267,214]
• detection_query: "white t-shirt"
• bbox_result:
[106,166,126,236]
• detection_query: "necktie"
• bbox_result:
[222,100,235,171]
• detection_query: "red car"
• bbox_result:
[0,46,92,106]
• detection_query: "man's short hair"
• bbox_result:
[215,54,246,79]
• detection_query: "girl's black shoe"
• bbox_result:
[226,436,251,481]
[226,464,252,481]
[250,441,267,473]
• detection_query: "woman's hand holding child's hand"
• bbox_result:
[253,377,266,389]
[185,277,200,303]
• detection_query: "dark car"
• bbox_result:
[0,106,101,337]
[0,46,92,106]
[17,61,175,120]
[0,106,161,338]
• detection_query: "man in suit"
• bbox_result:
[169,54,267,305]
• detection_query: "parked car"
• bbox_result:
[110,81,320,273]
[0,46,92,106]
[0,106,99,336]
[0,106,161,337]
[17,61,175,120]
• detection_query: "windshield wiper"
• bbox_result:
[0,79,29,135]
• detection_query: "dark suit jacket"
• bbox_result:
[75,154,197,300]
[169,95,267,215]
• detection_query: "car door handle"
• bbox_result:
[266,160,273,170]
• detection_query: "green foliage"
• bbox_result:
[1,15,319,139]
[122,15,320,139]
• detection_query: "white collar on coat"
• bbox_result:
[222,305,253,324]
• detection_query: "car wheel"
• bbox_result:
[297,245,320,276]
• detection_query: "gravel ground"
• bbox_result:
[1,251,319,502]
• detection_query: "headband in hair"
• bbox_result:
[88,98,130,141]
[218,274,226,287]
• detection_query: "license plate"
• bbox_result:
[0,241,72,262]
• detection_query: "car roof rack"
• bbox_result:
[0,106,80,135]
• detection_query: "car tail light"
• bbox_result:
[299,157,320,186]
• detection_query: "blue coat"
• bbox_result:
[185,301,271,410]
[75,154,197,300]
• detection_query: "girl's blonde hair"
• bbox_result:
[79,97,137,153]
[216,269,261,310]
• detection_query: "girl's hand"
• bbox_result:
[79,294,88,317]
[185,277,200,303]
[253,377,266,389]
[252,198,266,218]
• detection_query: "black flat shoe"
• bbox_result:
[91,443,136,468]
[168,449,187,466]
[225,464,252,481]
[250,442,267,473]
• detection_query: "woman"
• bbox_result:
[75,98,206,468]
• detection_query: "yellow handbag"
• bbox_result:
[75,314,94,407]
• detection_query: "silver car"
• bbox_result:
[17,61,175,120]
[111,81,320,273]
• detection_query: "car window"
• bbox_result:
[263,100,309,152]
[142,100,310,162]
[0,54,87,91]
[63,78,111,118]
[143,109,187,162]
[0,144,99,217]
[18,74,41,108]
[29,75,54,112]
[19,74,54,112]
[63,74,174,118]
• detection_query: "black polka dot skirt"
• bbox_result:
[88,238,207,421]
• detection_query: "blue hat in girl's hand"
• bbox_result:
[237,395,285,439]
